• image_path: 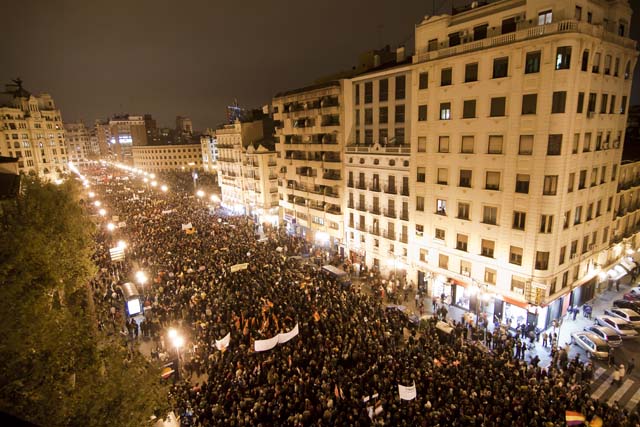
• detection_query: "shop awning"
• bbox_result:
[608,265,627,280]
[631,252,640,263]
[620,258,637,273]
[502,295,529,309]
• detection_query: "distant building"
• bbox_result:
[176,116,193,134]
[131,143,203,172]
[200,128,218,175]
[64,122,90,167]
[94,120,111,158]
[0,79,68,179]
[0,156,20,199]
[108,114,148,163]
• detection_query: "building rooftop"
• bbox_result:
[274,81,340,98]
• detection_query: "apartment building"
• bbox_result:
[64,122,90,167]
[0,82,68,179]
[345,61,414,277]
[131,143,203,172]
[200,128,218,175]
[408,0,636,329]
[272,82,345,250]
[108,114,148,163]
[243,141,279,226]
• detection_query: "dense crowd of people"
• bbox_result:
[83,166,640,426]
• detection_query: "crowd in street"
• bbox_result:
[84,166,640,426]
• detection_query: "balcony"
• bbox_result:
[347,201,354,209]
[357,224,367,232]
[347,180,354,188]
[384,208,396,219]
[322,172,341,181]
[384,230,396,240]
[370,206,381,215]
[369,226,381,236]
[400,211,409,221]
[345,143,411,154]
[369,184,381,192]
[356,204,367,212]
[384,186,397,195]
[400,234,408,244]
[356,182,366,190]
[400,187,409,196]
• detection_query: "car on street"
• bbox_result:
[624,288,640,301]
[570,331,610,360]
[583,325,623,347]
[595,315,639,339]
[613,299,640,314]
[604,308,640,327]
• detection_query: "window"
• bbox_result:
[461,136,474,153]
[600,94,608,114]
[483,206,498,225]
[416,196,424,211]
[417,137,427,152]
[438,254,448,269]
[488,135,503,154]
[416,167,426,183]
[440,103,451,120]
[603,226,609,243]
[543,175,558,195]
[395,76,405,100]
[462,100,476,119]
[474,24,488,41]
[395,105,405,123]
[481,239,495,258]
[586,203,593,221]
[575,6,582,20]
[538,10,552,25]
[501,17,516,34]
[611,165,617,181]
[578,170,587,189]
[490,97,506,117]
[574,205,582,225]
[581,50,589,71]
[547,134,562,155]
[614,57,620,77]
[493,57,509,78]
[457,202,470,220]
[485,171,500,190]
[596,199,602,216]
[441,68,452,86]
[521,94,537,115]
[512,211,526,230]
[551,91,566,113]
[418,105,428,121]
[416,225,424,237]
[419,72,428,90]
[577,92,585,113]
[581,235,590,254]
[436,199,447,215]
[459,169,472,187]
[510,246,523,265]
[511,276,526,294]
[525,51,541,74]
[559,246,566,265]
[379,107,388,123]
[621,96,627,114]
[583,133,591,152]
[435,228,445,240]
[379,79,388,101]
[610,95,616,114]
[519,135,533,155]
[515,174,530,194]
[484,268,496,285]
[456,234,468,251]
[535,251,549,270]
[364,82,373,103]
[572,134,580,153]
[355,84,360,104]
[449,32,461,47]
[365,108,373,125]
[592,52,600,73]
[587,11,592,23]
[604,55,612,75]
[379,128,388,144]
[465,63,478,82]
[540,214,554,233]
[438,136,449,153]
[567,172,575,192]
[437,168,448,185]
[556,46,572,70]
[626,61,631,80]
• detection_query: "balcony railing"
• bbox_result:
[400,234,408,244]
[370,184,381,192]
[370,206,381,215]
[356,182,366,190]
[384,209,396,219]
[401,187,409,196]
[400,211,409,221]
[357,204,367,212]
[369,226,381,236]
[384,230,396,240]
[385,186,397,195]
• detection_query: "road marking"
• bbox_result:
[625,385,640,411]
[591,375,613,400]
[594,367,606,378]
[607,379,634,405]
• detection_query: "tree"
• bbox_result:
[0,179,168,426]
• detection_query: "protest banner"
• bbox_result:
[215,332,230,351]
[254,335,279,352]
[398,382,417,400]
[181,222,193,231]
[277,323,299,344]
[230,263,249,273]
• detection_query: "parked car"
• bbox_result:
[584,325,623,347]
[624,288,640,301]
[596,315,639,339]
[570,331,610,360]
[604,308,640,327]
[613,299,640,314]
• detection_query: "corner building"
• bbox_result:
[409,0,637,329]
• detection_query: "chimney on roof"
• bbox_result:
[396,46,405,63]
[374,54,381,67]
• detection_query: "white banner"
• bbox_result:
[254,335,279,352]
[109,247,125,262]
[118,221,127,228]
[181,222,193,231]
[162,209,175,215]
[278,323,299,344]
[215,332,230,351]
[230,263,249,273]
[398,382,417,401]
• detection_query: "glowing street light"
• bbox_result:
[94,200,102,207]
[143,177,149,183]
[210,194,220,203]
[88,191,95,198]
[150,173,156,179]
[161,185,168,192]
[150,181,157,187]
[117,240,127,249]
[167,328,185,380]
[135,270,147,286]
[107,223,116,232]
[196,190,205,198]
[98,208,107,216]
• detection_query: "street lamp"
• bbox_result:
[117,240,127,249]
[94,200,101,207]
[107,223,116,232]
[161,185,168,192]
[135,270,147,296]
[196,190,205,198]
[150,181,157,187]
[88,191,95,198]
[98,208,107,216]
[167,328,184,380]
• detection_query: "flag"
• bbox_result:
[215,332,230,351]
[565,411,586,426]
[313,311,320,322]
[161,367,175,379]
[398,382,417,400]
[589,416,603,427]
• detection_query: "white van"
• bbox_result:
[596,315,638,339]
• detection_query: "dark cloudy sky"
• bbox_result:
[1,0,638,130]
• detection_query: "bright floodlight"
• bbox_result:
[107,223,116,231]
[150,181,157,187]
[98,208,106,216]
[150,173,156,179]
[315,231,329,244]
[172,335,185,349]
[210,194,220,203]
[168,328,177,340]
[94,200,101,207]
[161,185,168,192]
[88,191,95,198]
[143,177,149,183]
[196,190,205,198]
[117,240,127,249]
[135,270,147,285]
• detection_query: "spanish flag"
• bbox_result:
[565,411,586,426]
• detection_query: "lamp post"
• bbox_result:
[168,328,184,380]
[136,270,147,298]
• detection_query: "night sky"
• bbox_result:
[1,0,639,130]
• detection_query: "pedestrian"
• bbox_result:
[628,358,635,375]
[572,307,578,320]
[542,331,548,348]
[613,366,621,386]
[608,348,616,367]
[432,296,438,311]
[620,363,626,379]
[520,340,527,360]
